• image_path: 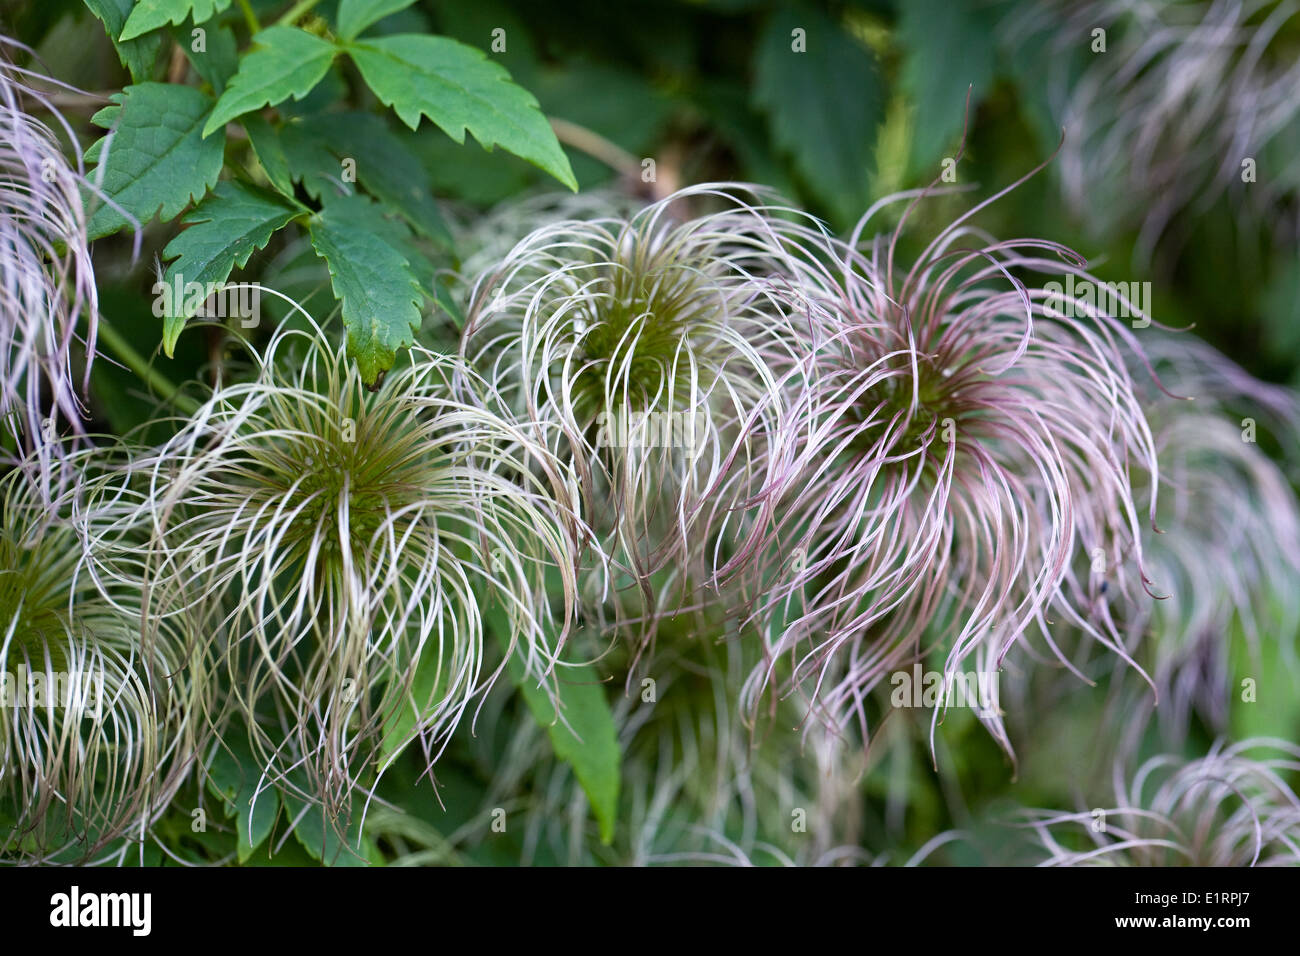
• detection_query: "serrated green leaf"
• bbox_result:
[242,113,294,195]
[159,181,303,355]
[278,120,344,199]
[179,21,239,94]
[120,0,232,41]
[204,26,339,137]
[345,34,576,190]
[753,7,883,226]
[84,83,226,240]
[293,111,451,244]
[491,603,620,845]
[308,194,424,386]
[897,0,997,178]
[335,0,418,41]
[84,0,164,82]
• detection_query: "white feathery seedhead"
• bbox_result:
[82,318,586,820]
[460,184,825,649]
[1,456,205,862]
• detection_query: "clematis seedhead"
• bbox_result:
[0,41,127,486]
[83,317,585,821]
[461,184,822,651]
[1,456,206,863]
[729,178,1163,755]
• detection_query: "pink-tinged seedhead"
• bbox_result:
[0,41,130,487]
[1022,739,1300,866]
[1098,334,1300,751]
[728,182,1163,758]
[1012,0,1300,260]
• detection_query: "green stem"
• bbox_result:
[236,0,261,33]
[95,316,201,417]
[276,0,322,26]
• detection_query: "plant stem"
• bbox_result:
[236,0,261,33]
[94,316,201,417]
[548,118,640,177]
[277,0,322,27]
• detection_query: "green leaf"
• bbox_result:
[278,119,345,199]
[345,34,576,190]
[335,0,418,41]
[120,0,232,41]
[203,735,247,810]
[84,83,226,240]
[377,639,449,771]
[242,113,294,195]
[412,132,535,205]
[159,181,303,355]
[121,841,165,867]
[293,112,451,244]
[897,0,997,178]
[491,605,620,845]
[203,26,339,137]
[236,786,279,863]
[753,7,884,226]
[179,21,239,95]
[203,732,279,862]
[84,0,164,82]
[284,790,375,865]
[307,194,424,386]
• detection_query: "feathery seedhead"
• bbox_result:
[731,185,1162,754]
[1101,334,1300,747]
[83,321,584,820]
[1022,0,1300,258]
[0,43,110,484]
[461,184,817,637]
[1,457,204,863]
[1023,740,1300,866]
